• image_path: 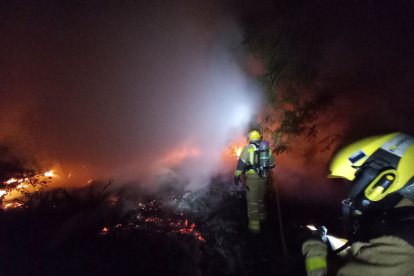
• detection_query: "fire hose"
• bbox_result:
[273,172,289,263]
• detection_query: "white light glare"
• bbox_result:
[44,171,54,177]
[326,235,348,251]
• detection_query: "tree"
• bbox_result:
[241,0,335,153]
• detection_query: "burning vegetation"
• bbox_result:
[0,170,287,276]
[0,171,55,210]
[227,138,248,160]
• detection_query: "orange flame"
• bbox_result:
[2,202,24,210]
[227,143,244,159]
[5,178,17,184]
[1,170,54,210]
[44,171,53,177]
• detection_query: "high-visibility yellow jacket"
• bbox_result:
[234,143,275,179]
[303,235,414,276]
[303,205,414,276]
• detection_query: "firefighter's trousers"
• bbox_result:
[246,177,267,233]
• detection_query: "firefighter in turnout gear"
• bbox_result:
[234,130,275,233]
[302,133,414,276]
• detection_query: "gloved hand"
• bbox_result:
[314,226,328,242]
[234,175,241,186]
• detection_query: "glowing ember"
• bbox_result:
[194,233,205,242]
[100,198,205,242]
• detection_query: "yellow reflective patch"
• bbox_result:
[366,186,385,201]
[364,169,401,201]
[234,171,242,176]
[249,220,260,230]
[246,170,256,174]
[306,257,327,272]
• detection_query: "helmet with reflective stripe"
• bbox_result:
[248,130,261,142]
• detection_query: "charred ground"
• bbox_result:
[0,174,343,276]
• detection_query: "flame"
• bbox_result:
[227,143,244,159]
[1,171,55,210]
[5,178,18,184]
[44,171,54,177]
[306,225,318,231]
[16,184,28,189]
[2,201,24,210]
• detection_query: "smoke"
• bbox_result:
[0,1,262,190]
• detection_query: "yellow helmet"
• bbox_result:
[329,133,414,213]
[248,130,262,142]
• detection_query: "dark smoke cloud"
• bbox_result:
[0,1,262,189]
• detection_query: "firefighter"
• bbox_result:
[234,130,275,233]
[302,133,414,276]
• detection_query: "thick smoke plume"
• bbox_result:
[0,1,262,190]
